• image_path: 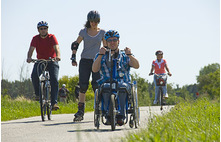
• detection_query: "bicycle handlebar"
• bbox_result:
[31,58,56,63]
[149,73,171,77]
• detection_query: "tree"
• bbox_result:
[196,63,220,98]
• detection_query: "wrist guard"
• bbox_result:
[71,41,79,51]
[71,54,76,63]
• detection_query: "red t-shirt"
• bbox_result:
[30,34,58,59]
[152,59,167,74]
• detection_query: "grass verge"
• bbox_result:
[1,95,94,121]
[123,97,220,142]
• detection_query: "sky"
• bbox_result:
[1,0,220,87]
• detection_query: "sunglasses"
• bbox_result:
[107,38,118,43]
[39,27,48,30]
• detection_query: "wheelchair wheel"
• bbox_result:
[94,89,100,129]
[110,94,116,131]
[132,83,140,128]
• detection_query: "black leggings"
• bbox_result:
[79,58,100,93]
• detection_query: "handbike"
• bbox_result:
[32,58,54,121]
[94,50,140,130]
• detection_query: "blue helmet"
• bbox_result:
[37,21,48,28]
[104,30,120,40]
[87,10,100,23]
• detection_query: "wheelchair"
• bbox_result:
[94,80,140,131]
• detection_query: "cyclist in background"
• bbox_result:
[149,50,172,105]
[92,30,139,125]
[71,10,107,121]
[27,21,60,110]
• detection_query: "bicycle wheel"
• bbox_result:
[40,82,46,121]
[160,87,163,110]
[94,89,100,129]
[46,83,52,120]
[110,94,116,131]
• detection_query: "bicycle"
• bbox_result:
[150,73,168,110]
[94,50,140,131]
[32,58,56,121]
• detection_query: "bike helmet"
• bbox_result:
[104,30,120,40]
[155,50,163,55]
[62,84,66,87]
[37,21,48,28]
[87,10,100,23]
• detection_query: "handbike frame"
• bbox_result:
[94,50,140,130]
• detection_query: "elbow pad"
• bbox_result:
[71,41,79,51]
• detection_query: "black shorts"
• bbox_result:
[79,58,100,90]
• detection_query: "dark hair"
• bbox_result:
[84,21,91,28]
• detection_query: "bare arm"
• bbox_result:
[53,44,61,61]
[102,37,107,47]
[149,65,155,75]
[72,36,83,66]
[27,46,35,63]
[165,64,172,76]
[124,47,139,69]
[72,36,83,54]
[128,55,139,69]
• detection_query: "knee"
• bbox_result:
[92,84,99,92]
[80,84,88,93]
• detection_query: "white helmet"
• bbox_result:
[62,84,66,87]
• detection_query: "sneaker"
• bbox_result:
[153,100,157,105]
[117,115,124,126]
[105,116,111,125]
[164,93,168,99]
[52,104,59,111]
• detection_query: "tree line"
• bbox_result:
[1,63,220,105]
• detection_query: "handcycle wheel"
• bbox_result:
[94,89,100,129]
[40,82,46,121]
[110,94,116,131]
[132,83,140,128]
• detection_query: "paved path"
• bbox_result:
[1,106,174,142]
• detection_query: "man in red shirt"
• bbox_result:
[27,21,61,110]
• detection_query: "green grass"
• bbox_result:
[1,95,94,121]
[123,97,220,142]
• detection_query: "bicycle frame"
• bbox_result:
[154,73,167,110]
[33,59,53,121]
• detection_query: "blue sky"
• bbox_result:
[1,0,220,87]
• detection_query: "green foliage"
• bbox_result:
[197,63,220,99]
[58,75,94,102]
[131,73,151,106]
[123,98,220,142]
[1,79,34,99]
[1,95,94,121]
[1,95,39,121]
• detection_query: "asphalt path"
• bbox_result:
[2,105,174,142]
